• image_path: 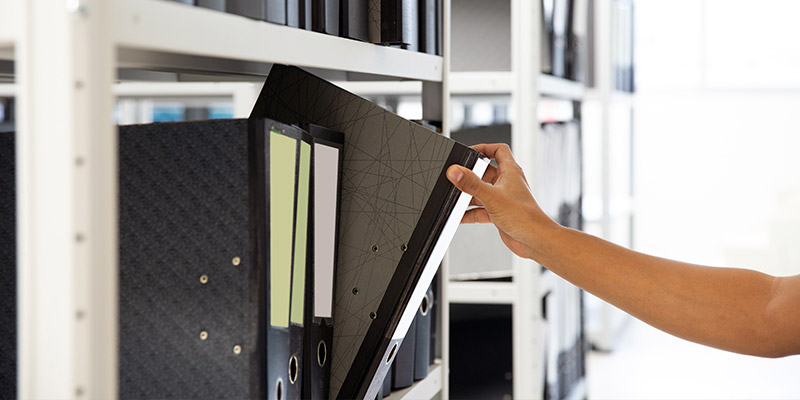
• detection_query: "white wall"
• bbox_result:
[633,0,800,277]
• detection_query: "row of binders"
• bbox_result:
[538,120,585,400]
[542,0,634,91]
[166,0,443,55]
[0,65,488,399]
[446,120,586,400]
[541,0,590,83]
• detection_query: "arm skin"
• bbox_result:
[447,143,800,358]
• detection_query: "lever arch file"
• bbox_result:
[252,64,489,400]
[302,124,345,400]
[288,131,314,400]
[0,132,15,400]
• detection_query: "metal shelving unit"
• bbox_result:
[3,0,450,398]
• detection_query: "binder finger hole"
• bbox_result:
[275,379,283,400]
[386,343,398,364]
[288,356,299,384]
[317,340,327,367]
[420,293,430,316]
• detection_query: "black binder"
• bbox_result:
[382,364,392,397]
[419,0,436,54]
[301,124,345,400]
[312,0,340,35]
[0,132,16,400]
[391,316,416,389]
[196,0,225,10]
[227,0,286,23]
[342,0,369,41]
[266,0,288,24]
[287,0,301,27]
[227,0,263,19]
[300,0,313,29]
[414,286,432,380]
[252,64,488,400]
[381,0,418,50]
[288,131,314,400]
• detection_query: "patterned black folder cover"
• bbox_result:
[252,64,486,399]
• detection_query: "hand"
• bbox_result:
[447,143,558,260]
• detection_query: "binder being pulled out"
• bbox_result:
[252,64,489,400]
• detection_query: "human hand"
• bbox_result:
[447,143,558,260]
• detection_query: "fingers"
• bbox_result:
[470,143,517,168]
[481,164,498,185]
[469,197,483,207]
[447,165,492,199]
[461,207,492,224]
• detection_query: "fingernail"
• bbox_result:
[448,166,463,183]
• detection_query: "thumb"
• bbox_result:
[447,165,491,199]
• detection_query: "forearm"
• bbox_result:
[532,225,786,357]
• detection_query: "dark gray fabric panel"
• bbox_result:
[0,132,16,400]
[118,120,255,399]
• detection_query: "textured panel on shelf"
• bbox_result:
[118,120,256,399]
[0,132,15,400]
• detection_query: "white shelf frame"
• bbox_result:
[6,0,449,398]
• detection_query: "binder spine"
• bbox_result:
[227,0,264,19]
[265,0,288,24]
[381,0,418,50]
[337,145,485,400]
[341,0,369,41]
[0,132,16,400]
[196,0,225,10]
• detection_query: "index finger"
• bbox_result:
[470,143,517,167]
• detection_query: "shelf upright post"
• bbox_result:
[16,0,117,398]
[422,0,449,397]
[510,0,543,398]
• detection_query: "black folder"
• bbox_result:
[251,64,489,400]
[381,0,418,50]
[301,124,345,400]
[312,0,340,35]
[288,131,313,400]
[227,0,286,23]
[414,286,432,380]
[0,132,16,400]
[266,0,288,24]
[382,364,392,397]
[196,0,225,10]
[227,0,263,19]
[419,0,436,54]
[391,316,416,389]
[300,0,313,29]
[342,0,369,41]
[435,0,442,55]
[287,0,301,27]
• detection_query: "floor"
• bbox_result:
[586,317,800,400]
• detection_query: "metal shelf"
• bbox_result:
[451,71,514,94]
[332,80,423,96]
[385,363,443,400]
[448,269,555,305]
[539,74,586,101]
[449,281,516,305]
[113,0,442,81]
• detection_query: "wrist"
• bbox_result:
[523,209,564,262]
